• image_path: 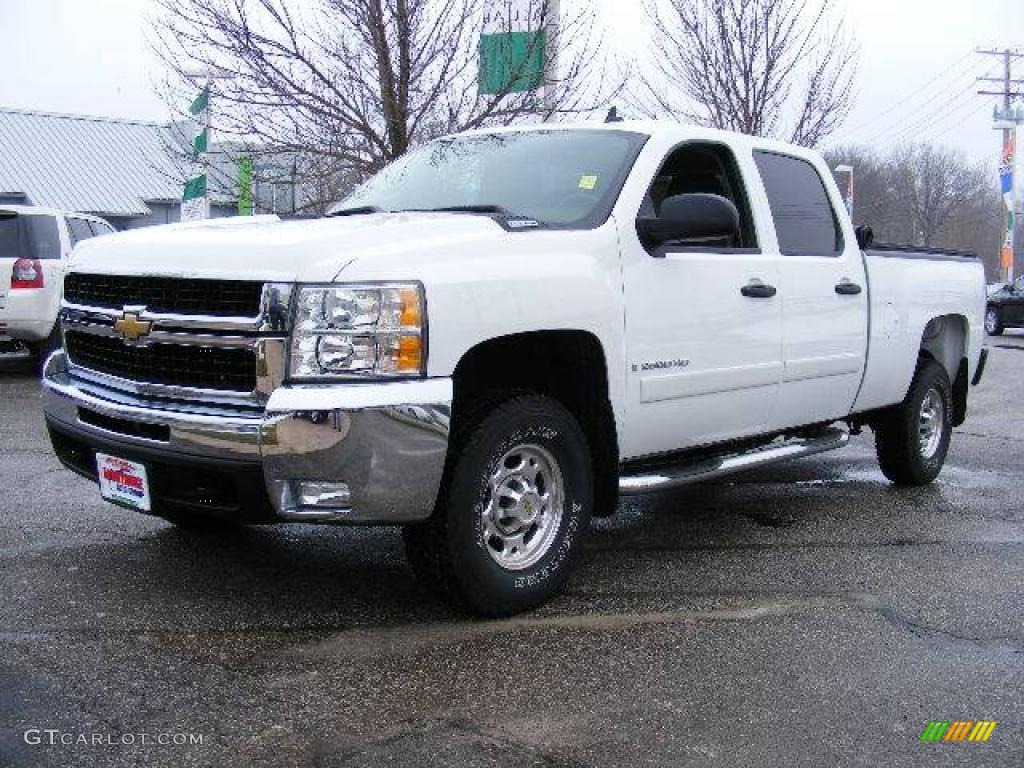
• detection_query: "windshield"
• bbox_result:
[333,129,647,227]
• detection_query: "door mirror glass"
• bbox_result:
[636,193,740,248]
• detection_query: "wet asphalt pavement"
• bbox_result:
[0,338,1022,768]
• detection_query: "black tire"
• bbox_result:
[404,394,593,617]
[984,306,1003,336]
[33,325,62,373]
[874,358,952,486]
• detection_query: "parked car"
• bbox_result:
[41,122,986,616]
[984,277,1024,335]
[0,205,115,365]
[986,281,1007,297]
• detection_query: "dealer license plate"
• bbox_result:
[96,453,152,512]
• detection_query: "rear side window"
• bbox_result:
[753,151,842,256]
[67,217,95,246]
[89,219,115,236]
[0,213,62,260]
[0,215,19,259]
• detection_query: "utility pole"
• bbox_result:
[977,48,1024,282]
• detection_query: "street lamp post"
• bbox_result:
[834,164,854,220]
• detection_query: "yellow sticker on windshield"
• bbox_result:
[578,174,598,191]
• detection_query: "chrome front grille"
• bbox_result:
[65,331,258,391]
[60,277,292,409]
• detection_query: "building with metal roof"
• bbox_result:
[0,107,239,229]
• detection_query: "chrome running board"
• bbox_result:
[619,427,849,495]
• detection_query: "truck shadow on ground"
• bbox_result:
[38,445,945,640]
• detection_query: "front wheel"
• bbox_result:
[874,359,952,486]
[984,306,1004,336]
[404,394,593,617]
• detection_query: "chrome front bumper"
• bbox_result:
[41,352,451,523]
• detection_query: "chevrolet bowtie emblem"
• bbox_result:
[113,312,152,342]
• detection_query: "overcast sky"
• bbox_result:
[1,0,1021,172]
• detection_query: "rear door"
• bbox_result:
[620,141,783,458]
[752,150,868,430]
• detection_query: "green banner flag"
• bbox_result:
[237,156,254,216]
[189,86,209,116]
[192,128,208,158]
[479,30,545,94]
[183,174,207,202]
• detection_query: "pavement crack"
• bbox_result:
[842,592,1024,653]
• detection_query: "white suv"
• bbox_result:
[0,205,115,365]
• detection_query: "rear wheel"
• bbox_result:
[984,306,1003,336]
[874,359,952,486]
[404,394,593,616]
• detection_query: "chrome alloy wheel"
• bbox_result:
[481,443,564,571]
[918,387,945,460]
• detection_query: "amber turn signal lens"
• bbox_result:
[396,335,422,373]
[399,287,422,328]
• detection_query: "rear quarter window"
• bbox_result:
[0,213,62,260]
[753,151,842,256]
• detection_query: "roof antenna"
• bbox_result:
[605,106,624,123]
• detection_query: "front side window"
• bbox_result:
[66,217,94,246]
[753,151,842,256]
[334,130,648,228]
[639,142,758,250]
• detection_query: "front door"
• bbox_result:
[620,142,783,459]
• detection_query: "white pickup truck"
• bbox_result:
[42,121,987,615]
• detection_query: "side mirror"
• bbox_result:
[637,193,740,250]
[855,224,874,250]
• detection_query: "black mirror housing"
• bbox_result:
[637,193,740,249]
[855,224,874,250]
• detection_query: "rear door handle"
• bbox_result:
[740,281,777,299]
[835,280,862,295]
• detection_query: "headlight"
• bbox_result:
[289,283,425,379]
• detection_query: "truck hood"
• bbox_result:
[69,212,515,283]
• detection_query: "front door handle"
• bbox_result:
[740,281,777,299]
[835,280,862,295]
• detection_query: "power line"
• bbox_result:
[927,99,991,143]
[860,64,988,146]
[833,50,974,138]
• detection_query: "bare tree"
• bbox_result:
[631,0,857,147]
[149,0,616,210]
[825,143,1002,277]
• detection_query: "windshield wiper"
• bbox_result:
[420,204,510,215]
[402,204,545,224]
[326,205,386,217]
